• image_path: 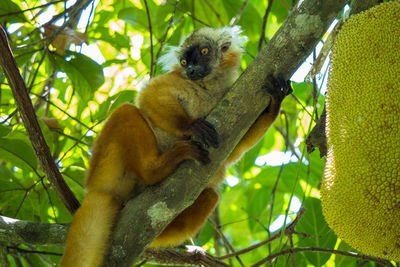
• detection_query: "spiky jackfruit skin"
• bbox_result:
[321,1,400,261]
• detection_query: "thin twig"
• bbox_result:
[7,246,62,257]
[143,0,154,77]
[209,217,246,267]
[17,0,93,50]
[27,48,48,92]
[229,0,250,26]
[34,94,94,131]
[191,0,196,28]
[53,130,90,146]
[154,0,179,73]
[203,0,224,26]
[166,0,210,27]
[258,0,274,52]
[84,0,96,34]
[211,206,222,257]
[218,208,306,261]
[142,247,230,267]
[288,234,296,267]
[57,121,100,164]
[267,121,288,255]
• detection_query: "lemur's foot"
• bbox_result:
[263,73,293,102]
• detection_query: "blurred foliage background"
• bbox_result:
[0,0,384,266]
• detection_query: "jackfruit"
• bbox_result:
[321,1,400,261]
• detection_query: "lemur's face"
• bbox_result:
[180,43,214,81]
[178,28,233,82]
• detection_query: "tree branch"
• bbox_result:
[2,213,391,267]
[0,216,67,247]
[0,216,227,266]
[141,247,229,267]
[143,0,154,78]
[103,0,349,266]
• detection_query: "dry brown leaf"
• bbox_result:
[43,24,88,55]
[40,117,61,130]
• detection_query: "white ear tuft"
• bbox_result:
[158,45,180,72]
[218,26,248,50]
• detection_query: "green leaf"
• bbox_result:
[238,3,262,39]
[39,185,72,223]
[0,0,27,23]
[0,136,37,171]
[118,7,148,30]
[271,0,290,23]
[294,252,309,267]
[63,166,86,200]
[0,124,11,137]
[24,253,47,267]
[335,241,358,267]
[21,185,40,220]
[38,120,56,154]
[0,189,26,217]
[0,170,36,218]
[295,197,337,266]
[55,52,105,102]
[167,22,185,46]
[197,221,214,245]
[0,67,5,84]
[95,90,137,121]
[291,82,313,106]
[234,128,279,175]
[92,27,130,50]
[109,90,137,112]
[0,165,17,190]
[222,1,243,19]
[238,137,266,173]
[247,185,271,232]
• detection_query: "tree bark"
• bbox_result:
[0,216,227,266]
[0,216,67,247]
[103,0,349,266]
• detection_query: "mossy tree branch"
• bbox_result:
[0,216,228,267]
[1,214,393,267]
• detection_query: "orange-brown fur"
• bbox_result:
[60,27,286,267]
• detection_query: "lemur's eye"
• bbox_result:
[201,48,209,55]
[180,59,187,66]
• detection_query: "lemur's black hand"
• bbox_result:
[263,73,293,102]
[189,118,220,149]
